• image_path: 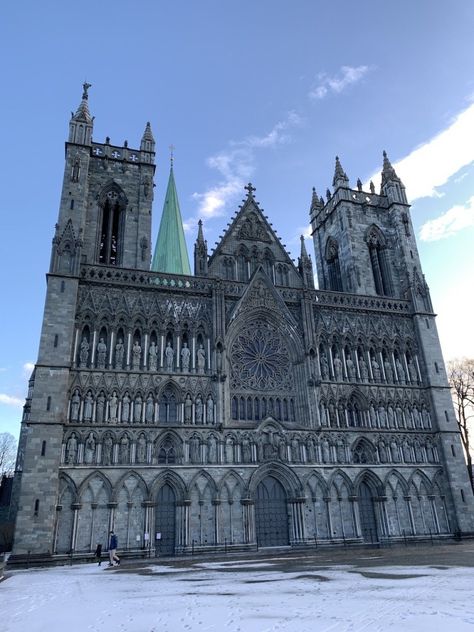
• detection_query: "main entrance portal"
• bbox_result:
[359,481,378,543]
[155,484,176,555]
[255,476,289,547]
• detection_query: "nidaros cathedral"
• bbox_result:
[11,85,474,562]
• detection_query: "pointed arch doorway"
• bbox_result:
[255,476,289,547]
[155,484,176,556]
[358,481,378,543]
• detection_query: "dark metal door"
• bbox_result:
[359,482,378,543]
[256,476,289,547]
[155,484,176,556]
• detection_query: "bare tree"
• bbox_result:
[448,358,474,491]
[0,432,17,477]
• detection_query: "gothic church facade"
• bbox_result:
[11,87,474,561]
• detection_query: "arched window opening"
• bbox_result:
[367,226,393,296]
[325,238,343,292]
[98,189,125,265]
[158,439,176,464]
[159,386,179,424]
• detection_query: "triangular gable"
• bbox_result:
[228,265,298,327]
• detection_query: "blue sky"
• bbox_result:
[1,0,474,437]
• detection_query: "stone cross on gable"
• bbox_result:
[129,154,138,162]
[244,182,256,198]
[93,147,103,156]
[111,150,120,159]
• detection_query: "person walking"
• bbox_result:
[108,531,120,566]
[94,543,102,566]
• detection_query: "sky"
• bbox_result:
[3,557,474,631]
[1,0,474,438]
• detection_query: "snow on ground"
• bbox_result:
[2,557,474,632]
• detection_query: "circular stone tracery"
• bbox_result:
[230,320,293,390]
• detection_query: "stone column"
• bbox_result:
[241,499,255,544]
[73,328,80,367]
[290,498,306,543]
[213,499,221,545]
[126,332,132,368]
[71,503,81,552]
[404,496,416,535]
[108,502,117,534]
[428,495,440,534]
[108,331,115,368]
[91,330,98,366]
[349,496,361,537]
[324,497,332,538]
[143,333,149,370]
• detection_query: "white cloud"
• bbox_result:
[365,103,474,201]
[22,362,35,378]
[420,195,474,241]
[309,65,371,100]
[0,394,23,408]
[190,111,303,226]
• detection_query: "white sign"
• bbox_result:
[144,532,150,541]
[156,532,162,540]
[135,535,141,542]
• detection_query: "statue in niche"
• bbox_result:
[120,436,130,464]
[132,341,141,370]
[122,392,131,422]
[358,356,369,381]
[336,438,346,463]
[422,406,431,428]
[109,392,118,422]
[197,344,206,374]
[225,437,234,463]
[97,338,107,369]
[319,354,329,380]
[395,358,406,383]
[102,435,113,465]
[79,337,89,368]
[414,408,423,429]
[390,439,400,463]
[115,338,124,369]
[333,355,343,381]
[402,439,412,462]
[165,341,174,370]
[387,405,396,428]
[181,342,190,371]
[291,437,300,462]
[148,342,158,371]
[371,358,381,381]
[305,436,314,462]
[145,394,154,423]
[206,395,214,424]
[242,437,251,463]
[278,435,287,461]
[321,437,330,463]
[216,349,222,373]
[384,359,394,383]
[378,440,388,463]
[66,433,78,464]
[378,405,387,428]
[395,404,404,427]
[346,356,356,380]
[70,389,80,421]
[137,435,147,463]
[83,391,93,421]
[134,395,143,423]
[319,403,328,427]
[425,439,435,463]
[208,435,217,463]
[408,360,418,383]
[96,392,106,423]
[189,435,200,464]
[84,432,95,464]
[184,395,192,423]
[195,396,203,424]
[414,439,424,462]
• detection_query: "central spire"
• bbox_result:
[151,159,191,275]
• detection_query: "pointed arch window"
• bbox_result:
[98,187,127,265]
[159,386,179,424]
[325,238,343,291]
[366,226,393,296]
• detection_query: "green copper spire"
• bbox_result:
[151,162,191,275]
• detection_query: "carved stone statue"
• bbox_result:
[96,338,107,369]
[189,435,200,464]
[137,435,147,463]
[109,392,118,422]
[208,435,217,463]
[225,437,234,463]
[197,344,206,374]
[378,405,387,428]
[369,404,377,428]
[102,435,113,465]
[70,389,80,421]
[384,359,394,383]
[79,337,89,368]
[378,440,388,463]
[66,433,78,464]
[120,435,130,464]
[132,341,142,370]
[96,392,106,423]
[84,432,95,464]
[148,341,158,371]
[181,342,190,371]
[145,394,154,423]
[122,392,131,422]
[333,355,343,381]
[408,360,418,383]
[371,358,381,382]
[242,437,251,463]
[115,338,124,369]
[321,437,330,463]
[206,395,214,424]
[387,405,396,428]
[184,394,192,423]
[165,341,174,370]
[195,396,203,424]
[395,358,406,383]
[346,356,356,380]
[320,354,329,380]
[390,439,400,463]
[359,356,369,381]
[134,395,143,423]
[83,391,93,421]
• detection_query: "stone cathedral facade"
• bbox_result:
[11,87,474,562]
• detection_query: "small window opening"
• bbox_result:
[444,410,449,422]
[34,499,40,516]
[46,396,51,411]
[451,444,456,457]
[54,334,58,348]
[41,440,46,456]
[434,362,439,374]
[425,318,430,329]
[461,489,466,503]
[60,281,65,293]
[70,199,75,210]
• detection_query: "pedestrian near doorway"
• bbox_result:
[108,531,120,566]
[94,543,102,566]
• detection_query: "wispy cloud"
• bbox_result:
[0,394,23,408]
[188,111,303,229]
[420,195,474,241]
[365,102,474,201]
[309,65,371,100]
[22,362,35,378]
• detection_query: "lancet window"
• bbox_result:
[325,237,343,292]
[366,226,393,296]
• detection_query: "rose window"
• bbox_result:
[230,321,293,390]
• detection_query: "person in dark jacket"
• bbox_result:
[108,530,120,566]
[94,543,102,566]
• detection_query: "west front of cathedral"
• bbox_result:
[11,87,474,561]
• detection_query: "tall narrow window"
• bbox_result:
[325,238,343,291]
[98,188,126,265]
[367,226,393,296]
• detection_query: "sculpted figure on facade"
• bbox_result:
[66,433,78,464]
[184,394,192,423]
[395,358,406,383]
[84,391,93,421]
[120,435,130,464]
[371,358,381,382]
[145,394,154,423]
[408,360,418,383]
[79,337,89,368]
[109,392,118,422]
[189,434,200,463]
[96,338,107,369]
[207,435,217,463]
[333,354,343,381]
[148,341,158,371]
[137,434,147,463]
[132,341,142,370]
[96,392,106,423]
[319,354,329,380]
[122,392,131,422]
[181,342,190,371]
[384,358,394,383]
[84,432,95,464]
[102,434,113,465]
[114,338,124,369]
[134,395,143,423]
[70,389,80,421]
[206,395,214,424]
[197,344,206,374]
[195,396,203,424]
[359,355,369,381]
[346,355,356,380]
[165,341,174,370]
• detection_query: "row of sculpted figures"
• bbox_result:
[68,385,215,426]
[53,466,453,555]
[317,340,421,385]
[62,428,440,467]
[75,322,211,374]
